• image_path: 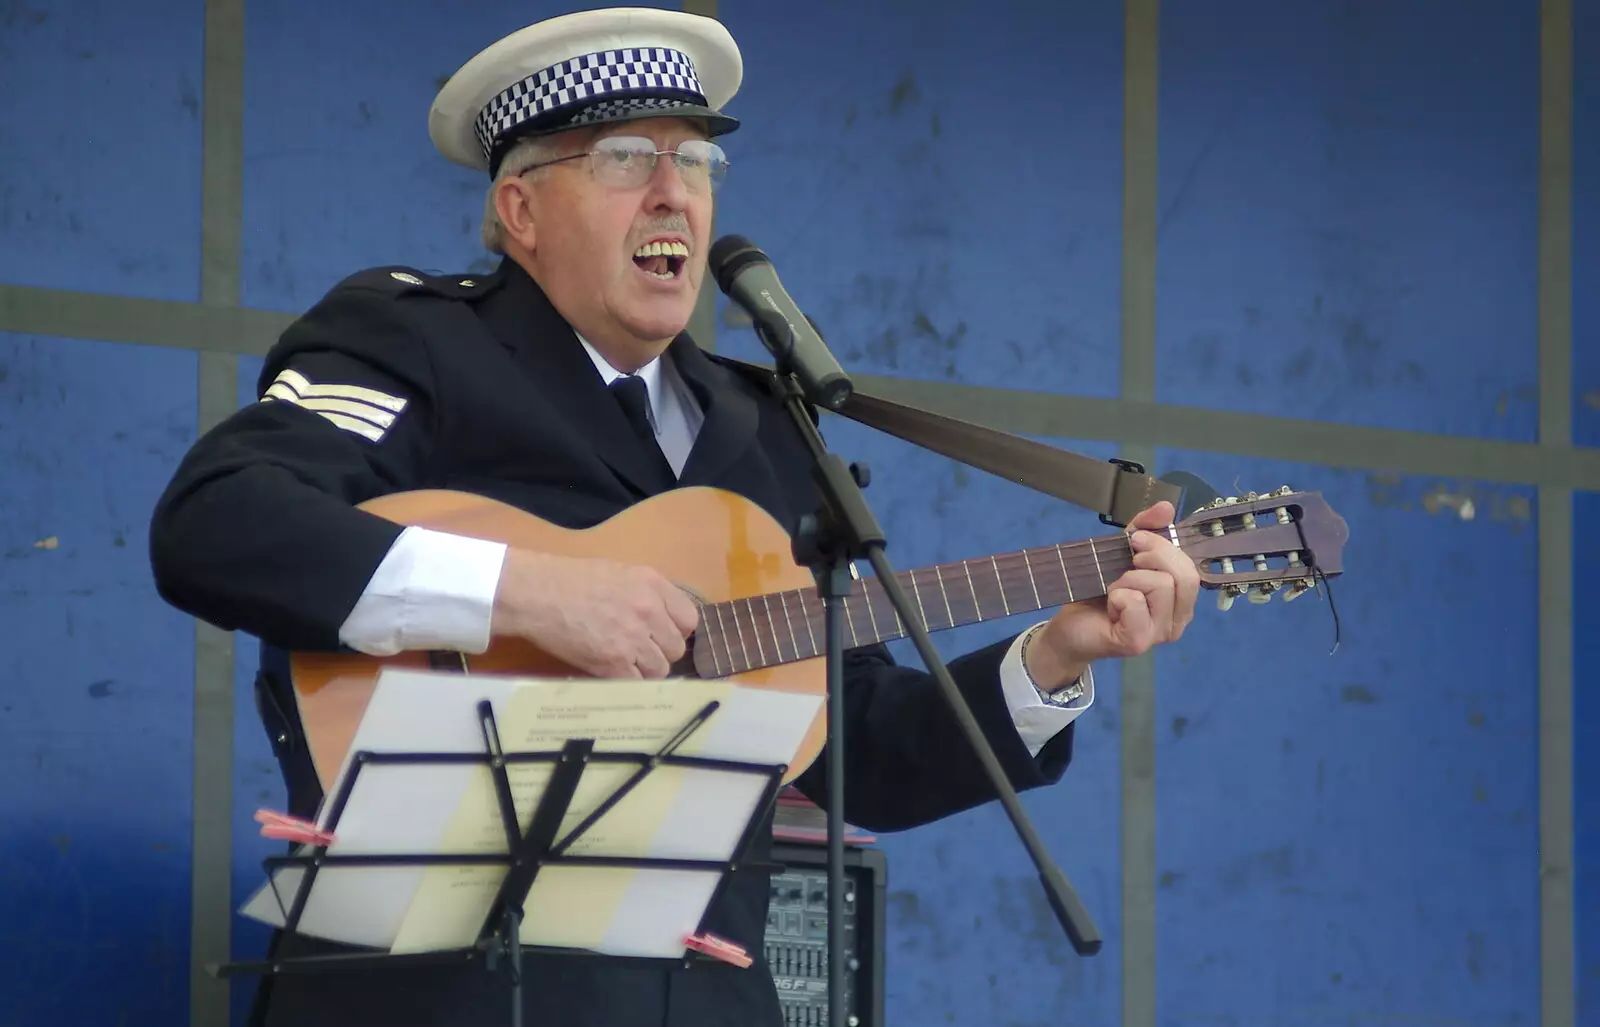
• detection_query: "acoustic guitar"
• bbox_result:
[289,485,1348,790]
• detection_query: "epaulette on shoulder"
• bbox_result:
[333,264,505,301]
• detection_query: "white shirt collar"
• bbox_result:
[575,333,666,396]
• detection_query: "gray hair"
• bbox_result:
[479,134,565,253]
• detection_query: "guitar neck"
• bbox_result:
[694,533,1135,677]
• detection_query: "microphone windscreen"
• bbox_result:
[709,234,770,293]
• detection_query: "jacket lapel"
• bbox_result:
[476,258,677,497]
[670,334,760,488]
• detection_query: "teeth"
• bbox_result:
[634,240,689,259]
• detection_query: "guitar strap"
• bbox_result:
[714,356,1185,528]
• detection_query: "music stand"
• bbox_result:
[212,695,788,1027]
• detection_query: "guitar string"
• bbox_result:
[694,516,1319,672]
[703,558,1286,674]
[708,517,1304,630]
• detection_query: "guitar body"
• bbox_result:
[288,487,827,792]
[284,482,1350,794]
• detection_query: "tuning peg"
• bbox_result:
[1274,485,1294,496]
[1281,578,1315,602]
[1248,582,1280,604]
[1217,584,1246,611]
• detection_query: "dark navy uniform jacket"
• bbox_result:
[148,256,1077,1027]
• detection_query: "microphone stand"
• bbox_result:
[759,328,1101,1027]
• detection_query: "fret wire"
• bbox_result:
[876,578,906,638]
[797,590,819,657]
[725,600,746,671]
[729,599,753,672]
[934,565,955,625]
[994,560,1130,597]
[1011,543,1139,591]
[698,603,722,676]
[760,595,784,663]
[859,578,882,642]
[778,592,800,661]
[743,598,768,667]
[1010,544,1134,595]
[961,560,979,620]
[908,568,930,630]
[885,584,906,637]
[990,555,1010,615]
[742,598,761,667]
[951,542,1139,616]
[712,602,737,674]
[765,538,1141,662]
[992,551,1065,613]
[1021,550,1041,607]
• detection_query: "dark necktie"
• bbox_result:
[608,375,676,480]
[609,375,657,442]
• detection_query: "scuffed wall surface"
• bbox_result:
[1154,450,1540,1026]
[1156,2,1540,444]
[714,0,1125,400]
[0,333,200,1023]
[0,0,204,300]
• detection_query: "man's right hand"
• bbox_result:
[489,548,700,679]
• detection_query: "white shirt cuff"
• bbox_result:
[337,525,507,656]
[997,622,1095,758]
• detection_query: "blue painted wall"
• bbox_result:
[1156,2,1540,444]
[0,2,208,1023]
[1153,452,1540,1026]
[1155,5,1546,1023]
[0,0,205,300]
[0,334,200,1025]
[0,2,1589,1027]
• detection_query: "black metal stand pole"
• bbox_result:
[821,542,852,1027]
[769,362,1102,1021]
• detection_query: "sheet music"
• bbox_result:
[240,667,821,958]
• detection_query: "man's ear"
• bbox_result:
[494,177,538,252]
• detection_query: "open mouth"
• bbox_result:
[633,240,688,280]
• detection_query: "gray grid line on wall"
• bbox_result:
[1119,1,1160,1023]
[1537,2,1576,1025]
[190,0,246,1022]
[3,282,1595,490]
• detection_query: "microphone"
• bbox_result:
[709,235,853,410]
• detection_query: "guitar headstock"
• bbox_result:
[1177,486,1348,610]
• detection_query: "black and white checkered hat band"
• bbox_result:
[473,47,705,161]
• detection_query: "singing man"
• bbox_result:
[148,9,1199,1025]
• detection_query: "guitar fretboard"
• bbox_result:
[693,534,1136,677]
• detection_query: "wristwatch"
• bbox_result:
[1038,676,1087,707]
[1021,624,1088,708]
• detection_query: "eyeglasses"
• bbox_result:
[523,135,730,193]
